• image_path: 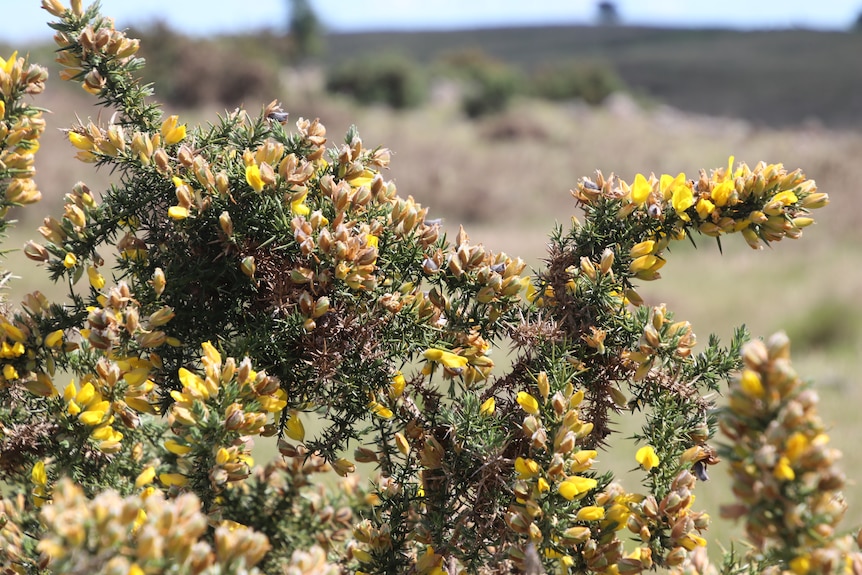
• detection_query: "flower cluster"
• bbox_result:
[45,0,141,95]
[37,478,269,574]
[719,333,862,573]
[164,343,287,498]
[573,157,827,283]
[0,49,48,216]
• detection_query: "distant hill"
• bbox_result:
[325,26,862,129]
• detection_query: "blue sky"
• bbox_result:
[2,0,860,44]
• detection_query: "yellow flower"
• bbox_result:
[629,240,655,259]
[178,366,213,400]
[479,396,496,416]
[558,475,598,501]
[258,391,287,413]
[773,456,795,481]
[629,254,658,274]
[695,198,715,219]
[389,371,406,398]
[630,173,652,205]
[570,449,597,472]
[771,190,798,205]
[87,266,106,289]
[711,180,735,207]
[575,506,605,521]
[68,131,94,151]
[739,369,764,398]
[346,169,375,187]
[537,477,550,493]
[368,400,393,419]
[671,182,694,219]
[160,115,187,145]
[603,502,631,530]
[678,533,707,551]
[245,164,264,192]
[32,460,47,485]
[516,391,540,415]
[286,411,305,441]
[63,252,77,268]
[785,432,809,462]
[135,466,156,488]
[422,348,468,370]
[722,155,736,180]
[395,432,410,455]
[635,445,659,471]
[79,403,109,426]
[0,51,18,75]
[660,172,686,201]
[75,381,96,406]
[3,364,19,380]
[290,196,310,216]
[164,438,192,455]
[570,389,585,407]
[514,457,540,479]
[168,206,189,220]
[789,555,811,575]
[159,472,188,487]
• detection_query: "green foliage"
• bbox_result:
[287,0,325,63]
[440,49,525,118]
[532,59,624,105]
[132,21,281,108]
[326,53,427,109]
[324,26,862,128]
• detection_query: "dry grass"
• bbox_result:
[10,79,862,555]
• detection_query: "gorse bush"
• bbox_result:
[0,2,860,575]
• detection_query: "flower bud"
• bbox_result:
[219,211,233,237]
[23,240,49,262]
[240,256,256,278]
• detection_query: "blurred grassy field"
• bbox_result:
[7,51,862,557]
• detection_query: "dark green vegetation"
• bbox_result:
[324,25,862,128]
[6,23,857,127]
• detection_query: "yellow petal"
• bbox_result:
[135,466,156,488]
[635,445,660,471]
[286,411,305,441]
[389,371,406,398]
[32,460,47,485]
[739,369,764,398]
[479,396,496,416]
[575,506,605,521]
[168,206,189,220]
[516,391,540,415]
[514,457,539,479]
[164,438,192,455]
[201,341,221,367]
[159,472,188,487]
[558,475,597,500]
[631,173,652,205]
[245,164,264,192]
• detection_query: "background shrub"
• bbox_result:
[326,53,427,109]
[532,59,624,105]
[439,48,525,117]
[133,21,281,108]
